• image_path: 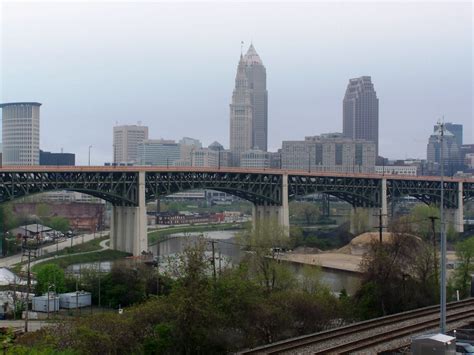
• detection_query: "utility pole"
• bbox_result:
[209,240,217,283]
[22,235,38,333]
[429,216,439,286]
[438,120,447,334]
[373,208,388,243]
[88,145,92,166]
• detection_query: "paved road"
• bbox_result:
[0,320,50,332]
[24,238,110,271]
[0,231,109,269]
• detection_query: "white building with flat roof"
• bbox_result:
[1,102,41,165]
[113,124,148,164]
[375,165,418,176]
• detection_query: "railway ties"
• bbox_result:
[240,298,474,354]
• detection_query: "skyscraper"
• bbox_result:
[433,123,463,148]
[244,44,268,152]
[229,54,253,166]
[113,124,148,164]
[229,44,268,166]
[343,76,379,156]
[0,102,41,166]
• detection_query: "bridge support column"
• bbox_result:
[110,171,148,256]
[252,174,289,237]
[349,179,388,235]
[445,182,464,233]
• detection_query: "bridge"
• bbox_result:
[1,166,473,256]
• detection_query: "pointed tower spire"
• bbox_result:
[244,43,262,65]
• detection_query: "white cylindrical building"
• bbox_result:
[0,102,41,166]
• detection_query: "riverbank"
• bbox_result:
[148,222,245,244]
[279,252,363,273]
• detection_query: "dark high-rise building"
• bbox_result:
[40,150,75,166]
[343,77,379,156]
[433,123,463,148]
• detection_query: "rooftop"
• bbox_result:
[0,102,42,108]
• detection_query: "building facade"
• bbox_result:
[113,124,148,164]
[137,139,180,166]
[240,149,270,169]
[40,150,75,166]
[281,133,376,173]
[0,102,41,165]
[426,125,462,175]
[229,44,268,166]
[434,123,463,148]
[374,165,418,176]
[179,137,202,164]
[343,77,379,155]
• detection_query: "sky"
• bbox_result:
[0,0,472,165]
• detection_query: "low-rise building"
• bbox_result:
[138,139,180,166]
[281,133,376,173]
[240,149,270,169]
[375,165,418,176]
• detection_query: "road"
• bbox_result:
[23,238,110,271]
[0,320,49,332]
[0,231,108,269]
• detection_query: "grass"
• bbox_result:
[52,235,109,256]
[148,222,246,244]
[31,249,130,272]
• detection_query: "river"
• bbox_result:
[147,230,361,295]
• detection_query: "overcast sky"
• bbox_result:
[1,1,472,165]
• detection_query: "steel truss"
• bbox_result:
[387,179,460,208]
[0,171,139,206]
[287,175,382,207]
[145,171,283,205]
[0,168,472,209]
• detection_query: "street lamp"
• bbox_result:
[88,145,92,166]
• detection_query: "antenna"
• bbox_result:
[241,41,244,55]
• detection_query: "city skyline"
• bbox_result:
[1,1,472,165]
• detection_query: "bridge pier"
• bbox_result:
[110,171,148,256]
[445,181,464,233]
[349,178,388,235]
[252,174,289,236]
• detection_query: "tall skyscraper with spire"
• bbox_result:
[343,76,379,156]
[229,44,268,166]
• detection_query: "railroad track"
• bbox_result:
[240,298,474,354]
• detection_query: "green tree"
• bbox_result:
[35,203,51,222]
[350,208,369,235]
[46,216,70,233]
[290,202,320,225]
[36,264,66,295]
[453,237,474,299]
[239,218,292,292]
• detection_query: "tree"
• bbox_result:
[453,237,474,299]
[46,216,70,233]
[290,202,320,225]
[35,203,51,222]
[239,218,292,292]
[35,264,66,295]
[355,223,438,318]
[350,208,369,235]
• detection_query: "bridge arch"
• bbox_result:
[144,171,283,206]
[0,171,139,206]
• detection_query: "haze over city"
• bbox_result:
[1,1,472,165]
